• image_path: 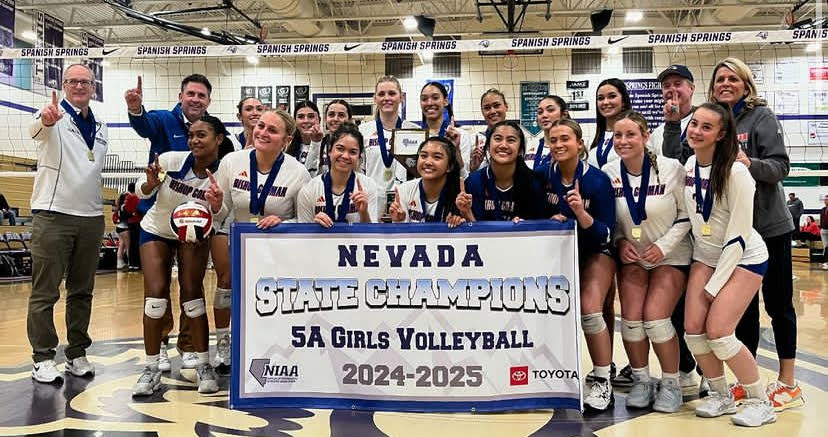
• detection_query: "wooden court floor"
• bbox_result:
[0,263,826,436]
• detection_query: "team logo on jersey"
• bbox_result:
[409,200,417,208]
[239,170,248,177]
[316,196,325,202]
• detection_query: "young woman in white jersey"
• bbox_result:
[287,101,323,175]
[132,115,230,397]
[682,102,775,427]
[537,119,616,411]
[533,95,570,171]
[604,111,692,413]
[316,99,353,175]
[209,98,263,373]
[360,76,419,218]
[298,123,377,226]
[420,82,472,174]
[388,136,464,224]
[232,97,264,149]
[212,109,311,228]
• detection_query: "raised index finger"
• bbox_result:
[394,188,401,203]
[51,90,58,106]
[356,178,363,192]
[206,168,217,184]
[574,179,580,193]
[459,176,466,194]
[137,75,142,92]
[153,152,160,167]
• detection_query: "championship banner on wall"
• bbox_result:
[520,81,548,136]
[81,32,104,102]
[626,78,664,130]
[0,0,14,78]
[230,221,582,412]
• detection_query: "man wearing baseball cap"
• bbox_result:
[649,64,696,163]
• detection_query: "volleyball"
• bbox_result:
[169,202,213,243]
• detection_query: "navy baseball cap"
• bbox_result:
[658,65,694,83]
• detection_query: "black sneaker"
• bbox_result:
[612,364,634,388]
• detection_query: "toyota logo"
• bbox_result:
[512,370,527,381]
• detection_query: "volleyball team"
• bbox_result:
[115,56,801,427]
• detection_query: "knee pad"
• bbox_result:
[182,298,206,318]
[684,333,712,356]
[581,313,607,335]
[708,333,742,361]
[621,319,646,342]
[644,318,676,344]
[213,288,231,310]
[144,297,168,319]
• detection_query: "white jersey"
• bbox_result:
[360,118,420,216]
[295,140,322,177]
[603,157,692,269]
[297,172,378,224]
[216,149,311,223]
[395,178,452,223]
[588,130,620,169]
[684,156,768,296]
[650,112,692,157]
[29,100,108,216]
[136,151,224,240]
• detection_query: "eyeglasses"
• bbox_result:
[64,79,94,87]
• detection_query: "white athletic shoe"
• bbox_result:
[158,347,171,372]
[695,391,737,418]
[196,363,219,394]
[180,352,199,369]
[653,378,683,413]
[626,380,655,408]
[117,259,126,269]
[31,360,63,383]
[584,377,614,411]
[679,371,699,396]
[132,365,162,396]
[65,356,95,377]
[821,262,828,270]
[731,399,777,427]
[213,332,231,374]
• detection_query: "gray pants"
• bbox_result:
[28,211,104,363]
[822,229,828,260]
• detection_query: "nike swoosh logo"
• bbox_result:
[344,44,361,51]
[608,36,629,44]
[102,48,118,56]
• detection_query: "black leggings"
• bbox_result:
[735,232,797,359]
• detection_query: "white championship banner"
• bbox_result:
[230,221,582,412]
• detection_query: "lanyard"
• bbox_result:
[694,162,714,222]
[548,160,583,218]
[620,154,651,225]
[323,171,356,222]
[418,179,446,222]
[376,117,403,168]
[60,100,96,150]
[238,132,246,148]
[249,150,285,216]
[595,131,613,167]
[533,138,549,169]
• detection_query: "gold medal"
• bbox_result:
[87,150,95,161]
[249,216,259,223]
[631,226,642,240]
[384,168,393,181]
[701,223,712,237]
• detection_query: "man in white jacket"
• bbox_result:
[27,63,108,383]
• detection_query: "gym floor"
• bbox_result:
[0,265,825,436]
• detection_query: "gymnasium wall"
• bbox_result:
[1,42,826,209]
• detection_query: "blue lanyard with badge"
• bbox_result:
[376,117,403,181]
[248,149,285,221]
[61,100,98,161]
[620,154,651,240]
[323,172,356,222]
